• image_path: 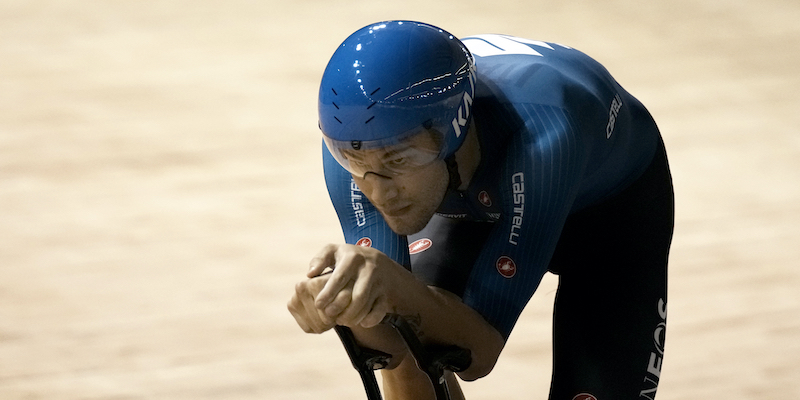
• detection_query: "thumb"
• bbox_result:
[308,244,338,278]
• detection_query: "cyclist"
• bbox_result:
[288,20,674,400]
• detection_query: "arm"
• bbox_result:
[382,356,465,400]
[293,144,502,397]
[301,243,505,381]
[289,272,451,400]
[288,244,504,398]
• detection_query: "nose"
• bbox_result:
[361,172,399,206]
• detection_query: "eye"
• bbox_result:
[350,159,369,169]
[387,157,407,167]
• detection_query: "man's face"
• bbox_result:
[348,133,449,235]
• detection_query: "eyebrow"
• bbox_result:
[342,146,412,161]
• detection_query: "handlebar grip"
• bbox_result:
[382,313,472,375]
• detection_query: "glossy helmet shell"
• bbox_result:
[318,21,475,159]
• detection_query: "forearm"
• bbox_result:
[348,264,504,381]
[380,355,465,400]
[304,243,504,380]
[346,323,409,369]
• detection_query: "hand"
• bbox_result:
[307,243,402,329]
[287,273,338,333]
[289,244,505,382]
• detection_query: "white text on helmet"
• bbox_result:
[451,71,476,139]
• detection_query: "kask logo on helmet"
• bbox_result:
[450,67,476,140]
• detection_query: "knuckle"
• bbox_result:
[334,315,351,327]
[312,322,332,334]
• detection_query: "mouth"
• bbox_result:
[381,204,411,218]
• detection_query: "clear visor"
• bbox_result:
[324,128,443,178]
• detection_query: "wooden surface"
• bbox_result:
[1,1,798,398]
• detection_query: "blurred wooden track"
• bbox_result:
[1,1,798,398]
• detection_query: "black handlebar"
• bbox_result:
[334,314,472,400]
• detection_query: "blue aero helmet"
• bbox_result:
[319,21,476,178]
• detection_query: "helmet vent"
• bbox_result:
[366,102,377,110]
[331,88,341,122]
[365,116,375,124]
[370,87,381,95]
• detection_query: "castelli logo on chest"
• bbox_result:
[408,238,433,254]
[495,256,517,278]
[478,190,492,207]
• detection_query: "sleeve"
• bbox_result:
[322,141,411,269]
[461,105,587,339]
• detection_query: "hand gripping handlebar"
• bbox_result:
[334,314,472,400]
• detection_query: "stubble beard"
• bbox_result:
[381,178,448,236]
[382,207,435,236]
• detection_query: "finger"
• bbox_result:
[339,271,380,326]
[288,292,320,333]
[359,295,389,328]
[308,244,338,278]
[287,298,313,333]
[315,248,360,308]
[293,281,334,333]
[337,265,376,322]
[303,292,335,333]
[324,284,353,318]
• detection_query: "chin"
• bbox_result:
[384,210,435,236]
[384,219,417,236]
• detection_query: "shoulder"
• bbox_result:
[464,35,614,109]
